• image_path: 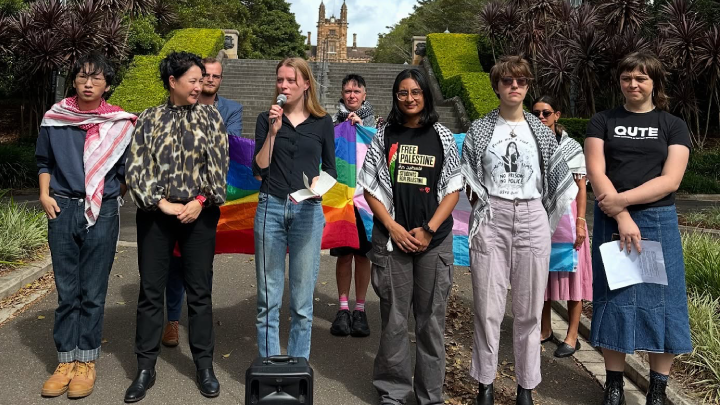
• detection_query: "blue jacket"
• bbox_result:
[216,96,243,136]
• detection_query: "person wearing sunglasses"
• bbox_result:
[461,56,577,405]
[586,52,692,405]
[358,68,462,405]
[531,96,592,360]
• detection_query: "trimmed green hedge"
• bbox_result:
[108,55,164,113]
[160,28,224,58]
[445,73,497,120]
[426,33,483,85]
[682,149,720,193]
[427,33,496,121]
[109,28,224,113]
[558,118,589,144]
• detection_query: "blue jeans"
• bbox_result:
[254,193,325,360]
[48,196,119,362]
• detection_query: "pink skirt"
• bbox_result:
[545,200,592,302]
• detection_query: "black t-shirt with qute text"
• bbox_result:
[374,124,453,251]
[586,107,691,209]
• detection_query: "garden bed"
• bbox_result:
[0,192,47,271]
[679,208,720,230]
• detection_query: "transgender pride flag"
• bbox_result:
[214,122,471,266]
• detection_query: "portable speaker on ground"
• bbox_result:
[245,355,313,404]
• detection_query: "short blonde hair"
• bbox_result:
[274,58,326,118]
[489,55,533,93]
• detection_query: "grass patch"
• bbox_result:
[677,293,720,403]
[682,232,720,300]
[679,207,720,229]
[0,191,47,268]
[0,143,38,189]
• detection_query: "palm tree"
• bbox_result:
[537,44,573,114]
[567,26,606,116]
[478,0,505,63]
[698,25,720,144]
[598,0,647,36]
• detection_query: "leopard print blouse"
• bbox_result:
[126,101,228,211]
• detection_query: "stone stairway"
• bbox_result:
[218,59,463,138]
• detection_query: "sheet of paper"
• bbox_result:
[599,241,668,290]
[289,171,338,203]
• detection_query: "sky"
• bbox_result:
[287,0,418,48]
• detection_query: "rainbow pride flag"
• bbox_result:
[215,122,471,266]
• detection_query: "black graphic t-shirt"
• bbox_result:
[374,124,453,251]
[587,107,691,209]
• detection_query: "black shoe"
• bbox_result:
[124,369,156,403]
[516,385,533,405]
[330,310,352,336]
[646,377,667,405]
[541,330,554,344]
[350,310,371,337]
[475,382,494,405]
[196,368,220,398]
[602,377,625,405]
[554,339,581,358]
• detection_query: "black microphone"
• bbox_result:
[270,94,287,125]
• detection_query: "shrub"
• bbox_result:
[0,144,38,189]
[444,73,497,121]
[682,232,720,300]
[0,191,47,267]
[558,118,589,144]
[128,15,165,56]
[108,55,164,113]
[679,292,720,403]
[159,28,224,59]
[426,33,484,85]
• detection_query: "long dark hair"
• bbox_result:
[617,52,669,111]
[386,68,438,127]
[532,94,565,137]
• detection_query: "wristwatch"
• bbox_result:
[422,221,436,235]
[195,195,207,207]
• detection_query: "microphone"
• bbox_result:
[270,94,287,125]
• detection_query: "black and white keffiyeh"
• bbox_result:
[557,130,587,180]
[461,109,578,246]
[358,122,464,251]
[334,100,376,127]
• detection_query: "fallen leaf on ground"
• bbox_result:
[222,351,233,358]
[37,315,45,319]
[116,301,126,305]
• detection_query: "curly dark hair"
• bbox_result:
[159,51,205,90]
[69,52,115,88]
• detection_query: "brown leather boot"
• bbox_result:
[67,361,96,398]
[162,321,179,347]
[41,362,76,397]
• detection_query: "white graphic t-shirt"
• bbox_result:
[482,120,542,200]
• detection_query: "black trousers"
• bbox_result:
[134,207,220,370]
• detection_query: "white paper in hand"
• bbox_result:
[599,240,668,290]
[289,171,337,203]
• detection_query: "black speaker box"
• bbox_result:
[245,355,313,404]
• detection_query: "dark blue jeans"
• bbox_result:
[48,195,119,362]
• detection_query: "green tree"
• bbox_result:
[244,0,306,59]
[174,0,253,57]
[0,0,27,15]
[373,0,487,63]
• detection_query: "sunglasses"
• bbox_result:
[500,76,529,87]
[531,110,555,118]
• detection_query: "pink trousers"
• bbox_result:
[469,197,550,389]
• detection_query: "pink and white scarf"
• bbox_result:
[41,97,137,227]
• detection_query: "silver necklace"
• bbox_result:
[499,116,523,137]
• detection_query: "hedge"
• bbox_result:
[108,55,164,113]
[558,118,589,144]
[426,33,484,84]
[682,149,720,193]
[109,28,224,113]
[159,28,224,59]
[445,73,497,120]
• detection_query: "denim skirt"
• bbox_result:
[590,203,692,354]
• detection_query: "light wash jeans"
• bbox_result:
[254,192,325,360]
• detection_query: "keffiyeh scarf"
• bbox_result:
[557,130,587,180]
[357,122,464,251]
[460,109,578,247]
[41,97,137,227]
[334,100,375,124]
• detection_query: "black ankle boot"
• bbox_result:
[475,382,493,405]
[646,378,667,405]
[516,385,533,405]
[602,377,625,405]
